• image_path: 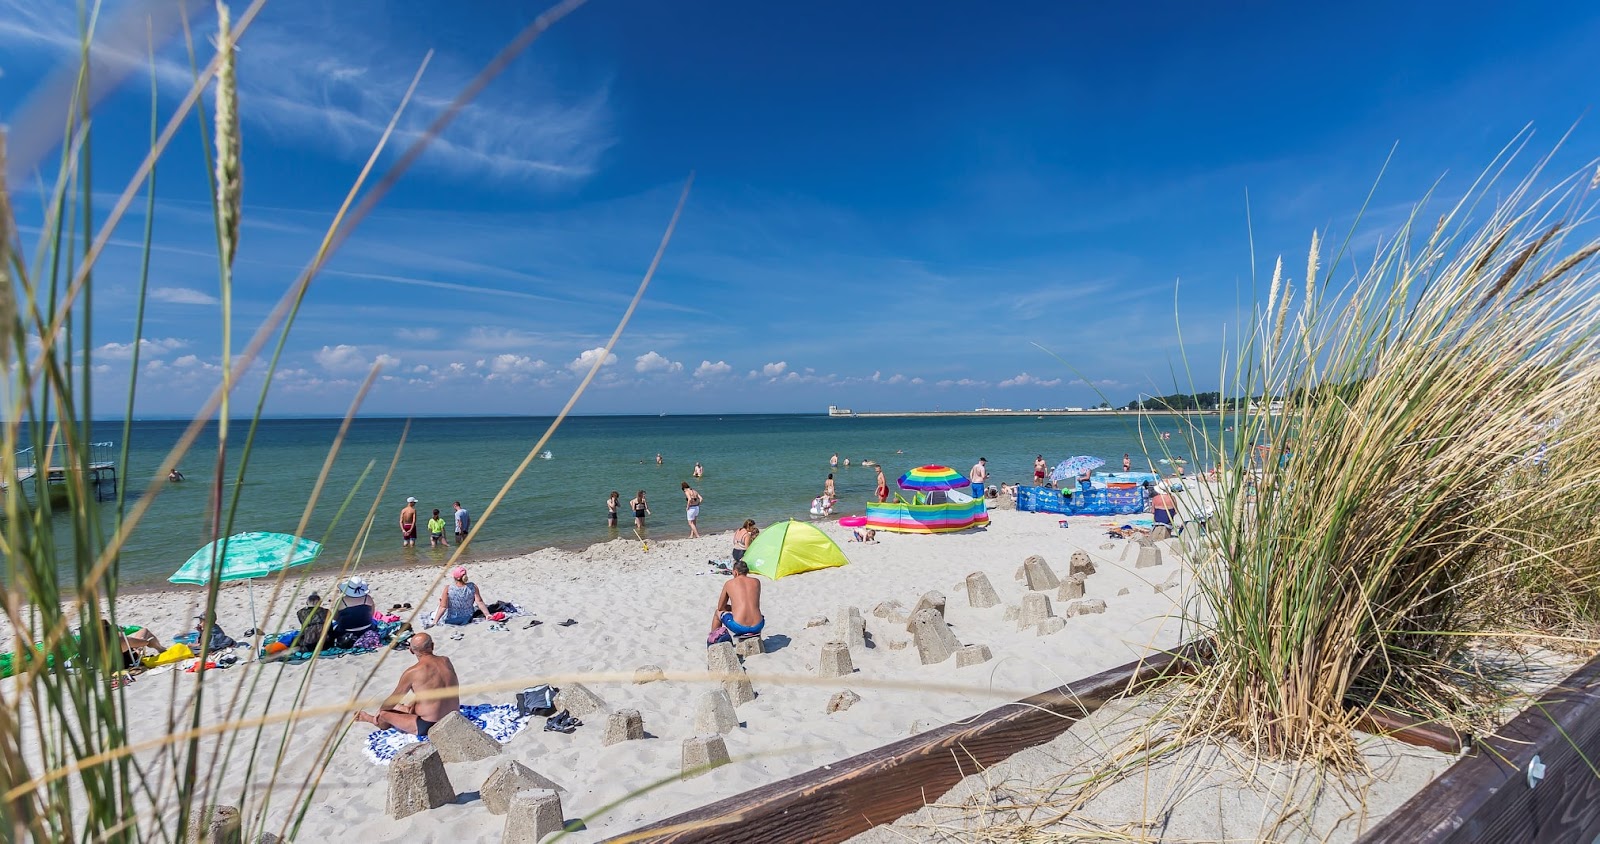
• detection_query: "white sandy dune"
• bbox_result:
[14,508,1197,841]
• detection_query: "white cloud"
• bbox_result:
[936,378,990,388]
[488,354,545,375]
[568,347,618,374]
[95,337,187,360]
[761,361,787,378]
[374,353,402,370]
[396,327,440,342]
[635,351,683,374]
[998,372,1063,388]
[151,287,219,305]
[314,344,370,374]
[694,360,733,379]
[911,377,925,385]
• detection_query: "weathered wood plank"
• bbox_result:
[1359,652,1600,844]
[1356,707,1465,754]
[604,645,1202,844]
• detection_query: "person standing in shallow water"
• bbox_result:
[1123,453,1132,473]
[656,453,663,465]
[631,490,650,531]
[399,497,418,547]
[606,491,620,528]
[682,481,703,539]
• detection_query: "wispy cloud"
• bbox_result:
[151,287,220,305]
[1,0,613,185]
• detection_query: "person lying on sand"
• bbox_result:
[850,527,877,543]
[353,632,460,737]
[708,560,764,645]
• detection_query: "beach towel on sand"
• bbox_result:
[363,704,528,764]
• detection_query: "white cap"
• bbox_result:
[406,496,418,503]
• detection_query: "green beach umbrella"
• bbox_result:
[171,531,323,630]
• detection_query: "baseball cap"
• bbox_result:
[450,566,467,580]
[406,496,418,504]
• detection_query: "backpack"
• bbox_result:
[517,684,558,718]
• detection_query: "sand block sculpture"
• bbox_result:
[1017,592,1054,630]
[682,735,731,779]
[481,760,565,815]
[386,743,455,820]
[965,572,1001,608]
[426,711,501,763]
[1135,545,1163,569]
[819,642,855,677]
[1036,617,1067,636]
[832,605,866,650]
[554,683,609,719]
[694,689,740,735]
[1021,555,1060,591]
[1059,573,1086,601]
[634,665,665,684]
[1068,550,1096,576]
[502,789,564,844]
[1066,598,1108,616]
[909,607,960,665]
[602,709,645,746]
[955,644,992,667]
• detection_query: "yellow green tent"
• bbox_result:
[744,520,849,579]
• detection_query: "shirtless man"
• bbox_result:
[1034,455,1047,486]
[399,497,418,547]
[353,633,460,736]
[709,560,764,640]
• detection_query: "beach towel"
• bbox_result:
[362,704,528,764]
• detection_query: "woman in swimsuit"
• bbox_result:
[824,473,835,499]
[682,481,703,539]
[606,491,620,528]
[630,490,650,530]
[875,467,888,503]
[732,519,758,564]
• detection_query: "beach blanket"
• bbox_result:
[259,621,405,662]
[362,704,528,764]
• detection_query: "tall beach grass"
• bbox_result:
[1173,153,1600,767]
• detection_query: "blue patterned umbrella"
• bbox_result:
[1050,455,1105,482]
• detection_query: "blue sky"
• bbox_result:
[5,0,1600,416]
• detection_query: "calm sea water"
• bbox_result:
[34,414,1221,587]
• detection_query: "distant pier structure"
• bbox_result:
[13,442,119,502]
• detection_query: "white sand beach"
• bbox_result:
[10,507,1197,841]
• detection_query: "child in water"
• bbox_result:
[428,509,447,547]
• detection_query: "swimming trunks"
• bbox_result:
[686,505,700,521]
[732,549,745,564]
[416,717,436,738]
[720,612,765,636]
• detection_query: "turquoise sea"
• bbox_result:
[32,413,1220,587]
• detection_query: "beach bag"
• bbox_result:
[517,684,558,718]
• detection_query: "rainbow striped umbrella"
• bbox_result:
[897,465,970,491]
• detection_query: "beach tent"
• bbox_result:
[744,520,849,580]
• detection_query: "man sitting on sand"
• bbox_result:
[353,632,460,736]
[708,560,764,644]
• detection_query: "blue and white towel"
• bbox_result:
[362,703,528,764]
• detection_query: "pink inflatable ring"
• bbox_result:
[838,516,868,527]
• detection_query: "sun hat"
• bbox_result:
[339,576,369,598]
[450,566,468,580]
[406,496,418,504]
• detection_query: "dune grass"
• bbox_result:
[1168,153,1600,768]
[0,2,609,839]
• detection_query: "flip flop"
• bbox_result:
[524,619,543,629]
[558,619,578,627]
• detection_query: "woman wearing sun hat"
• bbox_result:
[438,566,494,626]
[331,575,377,644]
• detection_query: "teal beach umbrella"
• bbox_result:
[171,532,323,630]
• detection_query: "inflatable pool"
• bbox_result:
[838,516,867,528]
[865,498,988,534]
